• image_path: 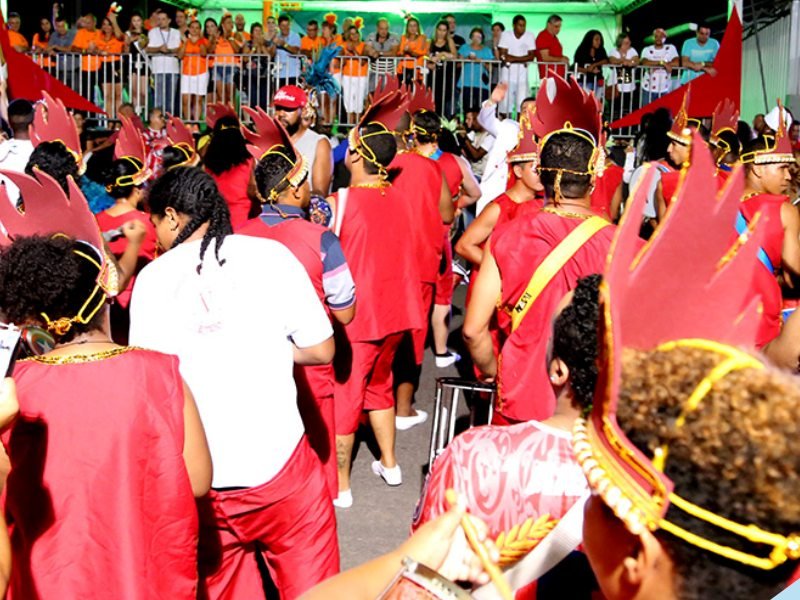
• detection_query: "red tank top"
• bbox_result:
[5,349,198,599]
[434,151,464,198]
[334,185,424,341]
[209,158,255,229]
[660,167,681,208]
[492,211,615,421]
[740,193,785,347]
[391,151,445,283]
[591,163,623,219]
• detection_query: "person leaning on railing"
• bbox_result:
[458,28,495,111]
[209,13,244,105]
[341,26,371,122]
[573,29,608,95]
[31,17,54,72]
[177,19,209,122]
[96,13,127,119]
[427,20,458,118]
[71,14,105,103]
[397,17,428,85]
[606,33,639,102]
[243,23,274,111]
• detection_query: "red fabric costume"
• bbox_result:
[491,211,614,422]
[431,151,463,306]
[333,185,423,434]
[590,163,623,219]
[739,193,785,347]
[4,350,199,599]
[210,158,255,229]
[661,166,681,209]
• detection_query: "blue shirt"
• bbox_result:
[680,37,719,83]
[457,45,495,90]
[276,32,302,78]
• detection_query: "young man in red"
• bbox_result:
[328,89,424,507]
[464,75,615,425]
[237,108,356,502]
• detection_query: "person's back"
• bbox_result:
[7,347,198,599]
[0,99,35,206]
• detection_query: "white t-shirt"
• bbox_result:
[467,130,495,179]
[639,44,678,92]
[476,100,519,214]
[129,235,333,488]
[0,139,34,206]
[608,47,639,92]
[498,29,536,82]
[146,27,182,74]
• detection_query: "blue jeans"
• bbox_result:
[153,73,178,115]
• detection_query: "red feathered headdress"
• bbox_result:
[741,100,795,165]
[507,105,538,164]
[348,87,409,182]
[532,73,602,145]
[666,87,702,146]
[109,116,151,188]
[206,102,239,130]
[165,116,197,169]
[30,92,84,173]
[406,82,436,115]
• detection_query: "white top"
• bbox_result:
[639,44,678,92]
[146,27,182,74]
[476,100,519,214]
[608,47,639,92]
[294,128,329,191]
[498,30,536,80]
[467,130,495,179]
[0,139,34,206]
[129,235,333,488]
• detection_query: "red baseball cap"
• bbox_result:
[273,85,308,110]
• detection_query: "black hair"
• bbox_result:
[742,136,776,174]
[204,17,217,33]
[512,15,526,26]
[7,12,19,20]
[640,107,672,161]
[146,167,232,272]
[539,131,596,199]
[358,123,398,175]
[25,142,80,193]
[118,101,135,112]
[715,130,741,163]
[148,106,163,120]
[0,236,106,343]
[412,110,442,144]
[254,150,301,199]
[552,274,601,412]
[615,32,631,49]
[442,13,455,20]
[438,129,460,155]
[307,19,318,27]
[696,21,711,31]
[202,116,251,175]
[492,22,505,32]
[736,120,753,147]
[468,27,484,43]
[547,14,563,25]
[7,99,33,136]
[250,22,263,34]
[278,15,290,25]
[37,16,52,42]
[574,30,607,66]
[161,145,195,171]
[104,157,143,199]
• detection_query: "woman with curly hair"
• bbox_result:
[129,167,340,598]
[0,233,211,598]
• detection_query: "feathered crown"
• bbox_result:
[352,16,364,31]
[710,98,739,142]
[185,8,198,22]
[406,82,436,115]
[30,92,84,173]
[348,87,409,183]
[206,102,239,130]
[572,133,800,571]
[507,105,538,164]
[323,13,337,26]
[741,100,795,165]
[666,87,702,146]
[242,106,308,200]
[109,116,151,189]
[165,116,197,169]
[0,168,119,333]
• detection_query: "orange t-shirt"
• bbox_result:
[236,30,251,42]
[213,37,238,66]
[98,35,124,63]
[32,33,52,67]
[182,37,209,75]
[301,35,325,55]
[397,35,427,71]
[8,30,28,51]
[73,28,104,71]
[342,42,368,76]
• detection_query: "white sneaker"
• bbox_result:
[333,489,353,508]
[371,460,402,486]
[435,351,461,368]
[396,409,429,431]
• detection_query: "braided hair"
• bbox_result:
[147,167,232,273]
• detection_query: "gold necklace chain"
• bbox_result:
[741,192,760,202]
[25,346,136,365]
[351,181,390,190]
[542,206,595,220]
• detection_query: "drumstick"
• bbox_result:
[445,489,513,600]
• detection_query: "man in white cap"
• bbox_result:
[763,104,793,135]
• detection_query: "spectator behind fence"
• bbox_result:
[498,15,536,116]
[397,17,427,85]
[175,9,188,39]
[7,12,28,52]
[489,22,504,87]
[574,30,608,94]
[365,18,400,87]
[680,22,719,83]
[458,28,494,111]
[607,33,639,101]
[427,21,458,118]
[340,26,370,122]
[0,99,34,207]
[146,9,182,116]
[97,15,126,119]
[640,28,679,104]
[49,16,77,83]
[209,14,243,105]
[458,107,494,182]
[178,19,209,122]
[301,20,325,57]
[443,14,466,50]
[245,23,273,110]
[72,14,104,104]
[32,17,53,71]
[275,15,302,87]
[126,13,149,110]
[535,14,570,78]
[235,13,250,42]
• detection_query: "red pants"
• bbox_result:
[334,332,404,435]
[435,237,454,306]
[410,281,435,365]
[198,437,339,600]
[295,363,338,501]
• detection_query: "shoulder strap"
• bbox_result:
[510,216,610,333]
[735,211,775,275]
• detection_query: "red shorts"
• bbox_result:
[435,236,454,306]
[198,437,339,600]
[295,363,337,501]
[333,332,404,435]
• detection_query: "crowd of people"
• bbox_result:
[11,7,724,121]
[0,4,799,599]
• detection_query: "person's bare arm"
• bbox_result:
[781,201,800,276]
[609,182,624,222]
[655,181,667,222]
[176,40,187,59]
[455,202,500,266]
[438,176,455,225]
[762,308,800,371]
[293,336,335,365]
[463,239,502,381]
[116,220,148,290]
[109,13,125,40]
[331,304,356,325]
[459,134,487,162]
[312,137,333,196]
[181,382,212,497]
[455,155,481,208]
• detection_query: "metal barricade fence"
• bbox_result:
[28,50,693,137]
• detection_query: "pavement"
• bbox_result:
[335,285,478,569]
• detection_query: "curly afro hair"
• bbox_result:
[551,274,601,413]
[0,236,106,343]
[25,141,80,193]
[254,149,307,201]
[616,345,800,599]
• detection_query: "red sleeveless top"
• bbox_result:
[591,163,623,219]
[492,211,615,422]
[740,193,786,347]
[4,349,198,599]
[434,151,464,198]
[333,185,424,341]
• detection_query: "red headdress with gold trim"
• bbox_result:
[242,106,308,200]
[30,92,84,174]
[0,168,119,334]
[507,105,538,165]
[666,87,702,146]
[406,82,436,116]
[205,102,239,130]
[572,132,800,571]
[710,98,739,143]
[165,116,198,170]
[108,116,151,189]
[741,100,796,165]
